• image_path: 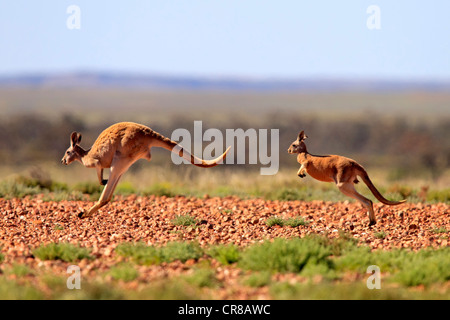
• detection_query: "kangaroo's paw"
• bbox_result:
[368,220,377,227]
[101,179,108,186]
[78,210,93,219]
[298,173,306,178]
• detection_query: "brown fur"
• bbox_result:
[288,131,405,226]
[61,122,230,218]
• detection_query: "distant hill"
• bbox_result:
[0,72,449,92]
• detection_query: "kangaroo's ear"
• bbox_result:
[70,132,82,146]
[298,131,308,141]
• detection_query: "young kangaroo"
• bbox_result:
[61,122,230,219]
[288,131,405,226]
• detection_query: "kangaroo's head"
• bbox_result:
[61,132,84,165]
[288,130,308,154]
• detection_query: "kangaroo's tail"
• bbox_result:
[357,168,406,206]
[151,130,230,168]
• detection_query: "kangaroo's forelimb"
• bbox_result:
[96,167,108,186]
[297,165,307,178]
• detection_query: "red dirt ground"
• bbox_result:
[0,195,448,299]
[1,195,448,260]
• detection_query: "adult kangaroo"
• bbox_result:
[61,122,230,218]
[288,130,405,226]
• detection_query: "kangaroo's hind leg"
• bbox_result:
[79,157,133,219]
[337,181,376,226]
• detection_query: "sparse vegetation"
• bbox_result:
[266,216,308,227]
[431,227,448,234]
[171,214,198,227]
[32,243,92,262]
[115,241,204,265]
[5,264,34,277]
[238,237,333,274]
[0,163,448,204]
[242,271,272,288]
[265,216,285,227]
[207,244,240,265]
[374,231,387,239]
[1,236,448,299]
[182,268,220,288]
[335,246,450,287]
[143,182,177,197]
[108,263,139,282]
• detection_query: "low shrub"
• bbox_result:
[266,216,308,228]
[171,214,198,227]
[32,243,92,262]
[238,237,333,274]
[207,244,240,265]
[115,241,204,265]
[109,263,139,282]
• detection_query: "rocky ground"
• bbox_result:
[0,195,448,299]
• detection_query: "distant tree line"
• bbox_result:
[0,112,448,179]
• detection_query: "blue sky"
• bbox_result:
[0,1,449,79]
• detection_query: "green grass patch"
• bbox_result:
[207,244,240,265]
[0,273,204,300]
[431,227,448,234]
[32,243,92,262]
[0,177,87,201]
[265,185,347,202]
[108,263,139,282]
[426,188,450,203]
[238,237,333,274]
[269,188,305,201]
[242,271,272,288]
[235,234,450,288]
[1,165,448,205]
[266,216,308,228]
[112,236,450,289]
[265,216,285,227]
[1,235,449,300]
[115,181,137,196]
[0,277,44,300]
[0,179,42,199]
[334,246,450,287]
[269,281,445,300]
[389,249,450,287]
[115,241,204,265]
[73,181,103,196]
[143,182,177,197]
[171,214,198,227]
[374,231,387,239]
[4,264,34,277]
[182,268,220,288]
[284,217,308,227]
[115,242,160,265]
